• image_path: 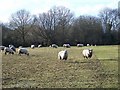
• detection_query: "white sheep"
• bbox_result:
[4,47,14,55]
[63,44,70,48]
[0,46,5,51]
[82,49,93,59]
[51,44,58,48]
[31,45,35,49]
[77,44,84,47]
[38,44,42,48]
[19,46,23,48]
[58,50,68,60]
[9,45,16,52]
[87,44,90,46]
[18,48,29,56]
[9,45,13,48]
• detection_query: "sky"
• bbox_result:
[0,0,119,23]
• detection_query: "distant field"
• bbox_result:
[2,45,119,88]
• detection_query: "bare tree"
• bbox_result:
[99,8,119,44]
[9,9,34,46]
[99,8,119,32]
[34,6,74,45]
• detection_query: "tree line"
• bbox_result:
[1,6,120,47]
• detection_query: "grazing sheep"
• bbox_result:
[87,44,90,46]
[58,50,68,60]
[49,45,52,47]
[82,49,93,59]
[38,44,42,48]
[63,44,70,48]
[4,47,14,55]
[18,48,29,56]
[9,45,16,52]
[0,46,5,51]
[9,45,13,48]
[31,45,35,49]
[9,45,16,51]
[51,44,58,48]
[77,44,84,47]
[19,46,22,48]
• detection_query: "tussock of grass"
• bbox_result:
[2,45,118,88]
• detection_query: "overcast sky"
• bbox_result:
[0,0,119,23]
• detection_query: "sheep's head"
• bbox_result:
[89,49,93,53]
[88,49,93,58]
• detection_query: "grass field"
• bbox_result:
[2,45,119,88]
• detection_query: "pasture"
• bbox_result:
[2,45,118,88]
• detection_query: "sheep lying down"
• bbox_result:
[82,49,93,59]
[58,50,68,60]
[18,48,29,56]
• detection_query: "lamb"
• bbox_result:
[4,47,14,55]
[58,50,68,60]
[31,45,35,49]
[82,49,93,59]
[77,44,84,47]
[63,44,70,48]
[18,48,29,56]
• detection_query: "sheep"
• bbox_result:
[87,44,90,46]
[9,45,13,48]
[63,44,70,48]
[18,48,29,56]
[0,46,5,51]
[9,45,16,51]
[4,47,14,55]
[77,44,84,47]
[51,44,58,48]
[49,45,52,47]
[38,44,42,48]
[82,49,93,59]
[9,45,16,52]
[58,50,68,60]
[19,46,22,48]
[31,45,35,49]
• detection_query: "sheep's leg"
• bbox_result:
[58,55,61,60]
[65,58,67,60]
[86,57,88,59]
[19,53,21,56]
[59,56,62,60]
[27,53,29,56]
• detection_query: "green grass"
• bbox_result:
[2,45,119,88]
